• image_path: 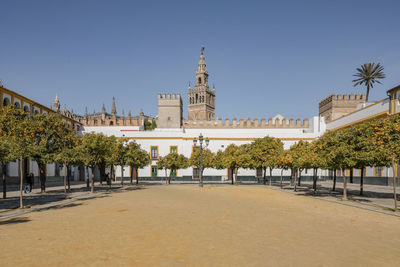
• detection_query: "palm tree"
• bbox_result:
[352,63,385,102]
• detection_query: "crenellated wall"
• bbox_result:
[319,93,366,122]
[184,117,309,129]
[157,93,183,128]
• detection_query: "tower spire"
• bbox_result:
[54,94,60,112]
[112,96,116,116]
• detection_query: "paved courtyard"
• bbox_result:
[1,185,400,266]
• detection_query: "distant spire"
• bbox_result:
[128,111,132,120]
[54,94,60,112]
[140,108,144,116]
[196,47,208,75]
[213,83,215,90]
[0,78,3,87]
[112,96,116,116]
[102,103,106,114]
[201,46,205,55]
[122,109,125,118]
[188,81,191,89]
[85,107,88,116]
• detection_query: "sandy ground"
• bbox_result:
[0,185,399,267]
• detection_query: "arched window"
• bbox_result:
[14,102,20,109]
[196,94,198,103]
[3,97,11,106]
[23,106,30,113]
[198,77,201,84]
[34,110,40,115]
[109,121,114,126]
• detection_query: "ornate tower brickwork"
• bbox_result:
[188,47,215,121]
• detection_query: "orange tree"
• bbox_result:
[249,137,283,186]
[161,153,189,184]
[275,149,293,188]
[288,141,313,191]
[189,148,215,181]
[0,105,32,207]
[344,121,382,195]
[125,141,149,185]
[29,113,72,193]
[371,114,400,211]
[0,106,19,199]
[219,144,251,185]
[55,134,84,193]
[79,133,115,193]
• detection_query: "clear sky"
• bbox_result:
[1,0,399,120]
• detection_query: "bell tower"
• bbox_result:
[188,47,215,121]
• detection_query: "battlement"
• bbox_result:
[184,117,309,129]
[319,92,366,122]
[319,93,365,107]
[158,93,181,100]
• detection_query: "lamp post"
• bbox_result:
[193,133,209,187]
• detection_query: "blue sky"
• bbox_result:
[0,0,399,120]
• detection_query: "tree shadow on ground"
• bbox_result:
[0,184,143,212]
[0,217,30,225]
[280,183,397,202]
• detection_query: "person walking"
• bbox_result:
[28,173,34,192]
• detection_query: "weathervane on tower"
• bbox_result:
[201,46,205,55]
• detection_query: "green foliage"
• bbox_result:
[125,141,149,169]
[80,133,116,168]
[189,148,215,169]
[161,153,189,174]
[249,136,283,170]
[54,134,84,167]
[144,119,157,131]
[29,113,72,165]
[352,62,385,102]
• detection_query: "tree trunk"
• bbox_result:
[263,167,266,185]
[269,167,273,186]
[2,163,7,199]
[234,168,238,185]
[366,83,370,102]
[120,164,124,187]
[165,169,168,184]
[85,166,90,188]
[19,156,24,208]
[392,156,398,211]
[135,168,139,185]
[312,168,317,194]
[297,169,302,186]
[67,166,71,191]
[91,167,95,193]
[293,168,298,192]
[280,169,283,188]
[360,167,364,196]
[350,169,353,183]
[290,169,293,186]
[38,163,46,193]
[64,163,67,194]
[332,169,337,191]
[342,168,347,200]
[130,167,133,185]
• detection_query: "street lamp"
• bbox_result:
[193,133,209,187]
